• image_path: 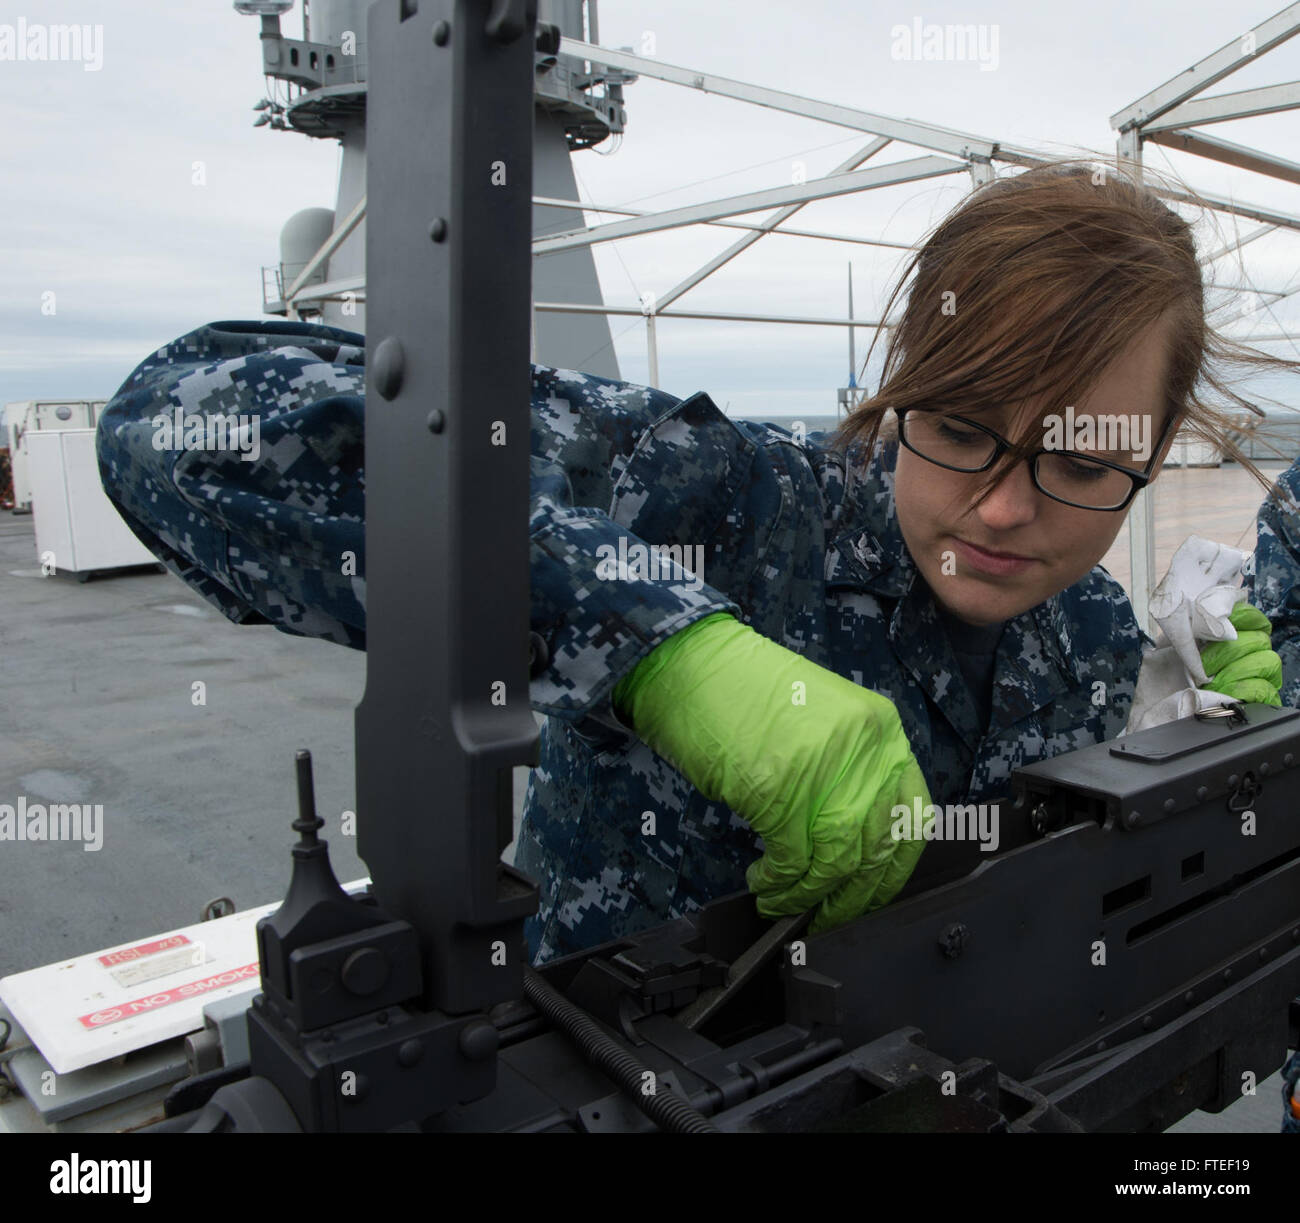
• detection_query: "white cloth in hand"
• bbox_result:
[1122,535,1248,735]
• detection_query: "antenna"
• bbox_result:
[837,261,857,417]
[847,261,856,389]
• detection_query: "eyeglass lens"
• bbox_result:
[899,413,1139,510]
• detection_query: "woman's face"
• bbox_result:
[894,319,1178,627]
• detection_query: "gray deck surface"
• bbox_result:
[0,510,1289,1132]
[0,511,533,979]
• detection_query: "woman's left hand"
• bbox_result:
[1199,601,1283,707]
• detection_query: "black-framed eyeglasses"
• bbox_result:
[895,407,1179,512]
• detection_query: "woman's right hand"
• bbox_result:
[613,612,932,934]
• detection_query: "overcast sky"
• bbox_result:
[3,0,1299,421]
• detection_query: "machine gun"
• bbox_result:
[151,705,1300,1133]
[124,0,1294,1132]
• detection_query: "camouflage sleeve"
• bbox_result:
[98,321,749,742]
[96,319,369,649]
[527,368,750,746]
[1282,1049,1300,1133]
[1242,460,1300,707]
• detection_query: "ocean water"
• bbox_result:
[749,414,842,435]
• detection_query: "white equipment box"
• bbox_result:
[26,428,156,575]
[5,400,106,512]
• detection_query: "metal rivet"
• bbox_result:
[1125,810,1140,829]
[1142,1014,1154,1030]
[938,922,969,959]
[429,217,448,242]
[1223,968,1233,982]
[432,21,450,45]
[341,947,388,996]
[1285,753,1294,767]
[398,1039,424,1067]
[1163,797,1175,813]
[1183,991,1195,1006]
[529,632,551,678]
[1228,773,1240,788]
[1196,786,1207,802]
[459,1019,499,1061]
[373,336,405,400]
[427,409,445,433]
[1260,761,1271,775]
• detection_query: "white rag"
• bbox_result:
[1121,535,1248,735]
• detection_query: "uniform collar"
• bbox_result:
[824,438,916,599]
[824,438,1082,743]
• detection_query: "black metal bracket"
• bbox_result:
[222,0,542,1131]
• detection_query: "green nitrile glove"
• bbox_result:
[612,612,932,935]
[1199,601,1283,707]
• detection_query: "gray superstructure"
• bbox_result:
[240,0,630,377]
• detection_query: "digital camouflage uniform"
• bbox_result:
[98,320,1299,1129]
[1246,472,1300,708]
[1281,1050,1300,1134]
[1250,475,1300,1133]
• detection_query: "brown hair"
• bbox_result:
[829,156,1300,508]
